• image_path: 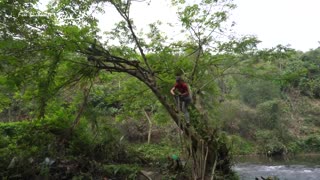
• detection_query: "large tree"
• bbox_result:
[1,0,257,178]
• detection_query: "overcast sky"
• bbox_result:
[39,0,320,52]
[232,0,320,52]
[96,0,320,52]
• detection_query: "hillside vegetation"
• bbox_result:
[1,0,320,179]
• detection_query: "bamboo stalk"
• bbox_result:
[144,110,152,144]
[202,145,209,180]
[210,152,218,180]
[189,139,196,179]
[201,140,204,179]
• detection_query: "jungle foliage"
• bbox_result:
[1,0,320,179]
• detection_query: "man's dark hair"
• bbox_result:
[176,76,183,82]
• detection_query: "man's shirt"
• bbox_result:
[174,82,189,96]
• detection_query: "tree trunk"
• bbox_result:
[141,78,232,179]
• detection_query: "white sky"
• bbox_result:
[38,0,320,52]
[232,0,320,52]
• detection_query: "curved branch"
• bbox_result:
[110,0,153,73]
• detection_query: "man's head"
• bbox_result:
[176,77,183,83]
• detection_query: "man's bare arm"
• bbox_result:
[170,87,176,95]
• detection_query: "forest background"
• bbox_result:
[1,0,320,179]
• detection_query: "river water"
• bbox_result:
[233,155,320,180]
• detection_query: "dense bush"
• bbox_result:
[237,79,281,107]
[301,135,320,152]
[256,100,283,129]
[130,143,180,164]
[229,135,254,155]
[219,101,257,139]
[255,130,287,155]
[0,117,133,179]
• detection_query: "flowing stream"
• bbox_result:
[233,155,320,180]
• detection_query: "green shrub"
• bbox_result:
[229,135,254,155]
[302,135,320,152]
[102,164,140,179]
[256,100,282,129]
[0,116,128,178]
[286,141,303,154]
[219,101,257,139]
[237,79,281,107]
[130,143,180,164]
[255,130,286,155]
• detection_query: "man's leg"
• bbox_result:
[181,98,190,124]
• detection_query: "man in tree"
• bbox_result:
[170,77,191,126]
